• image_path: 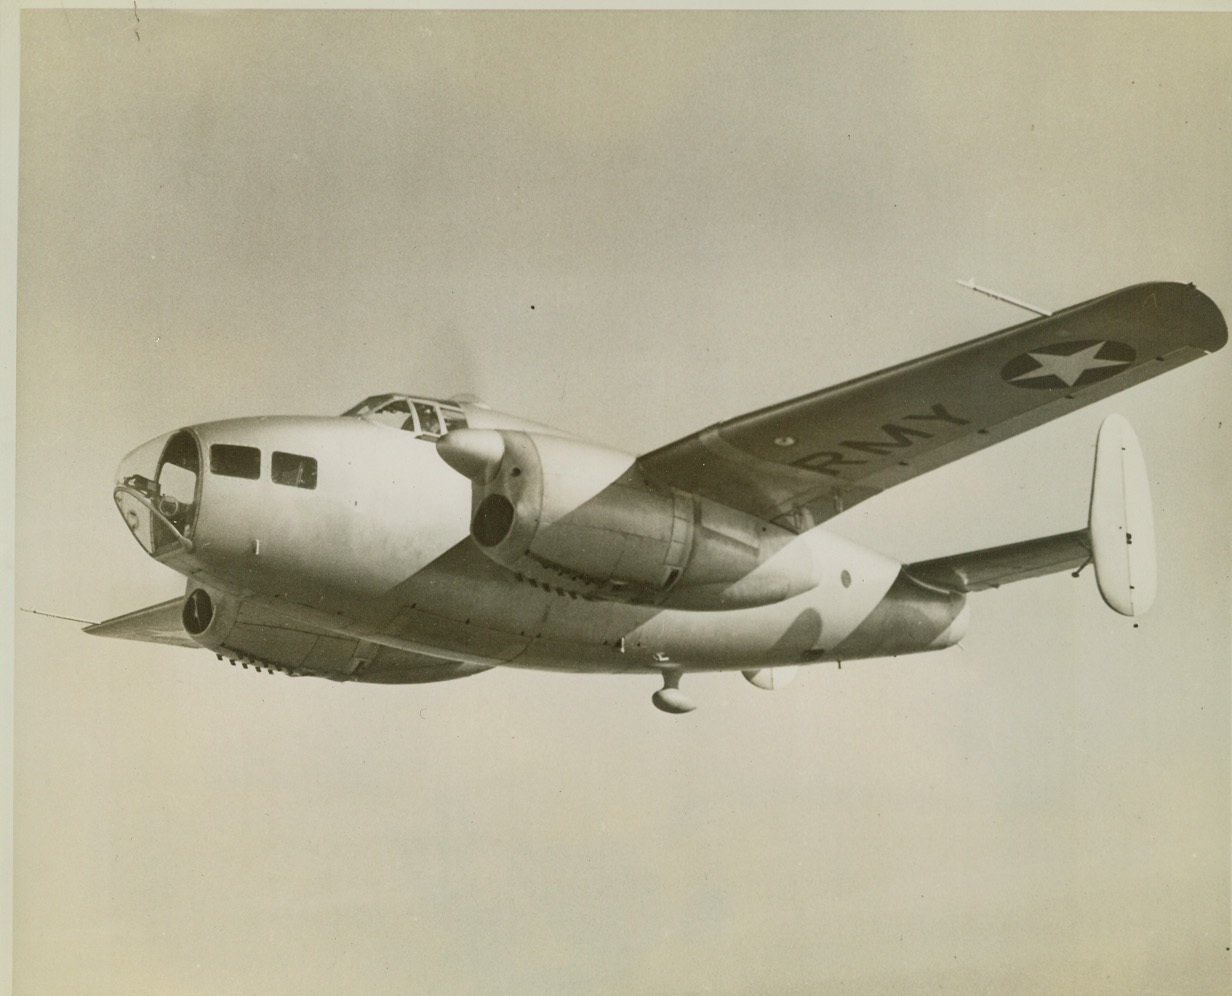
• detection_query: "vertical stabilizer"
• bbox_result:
[1089,415,1156,615]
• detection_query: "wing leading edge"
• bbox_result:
[86,594,493,683]
[84,597,199,648]
[638,282,1225,530]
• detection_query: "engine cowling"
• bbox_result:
[179,585,241,652]
[177,584,353,676]
[437,428,817,609]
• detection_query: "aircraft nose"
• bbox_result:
[113,429,202,556]
[115,433,169,497]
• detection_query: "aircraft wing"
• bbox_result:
[637,281,1226,530]
[86,594,492,683]
[84,597,199,648]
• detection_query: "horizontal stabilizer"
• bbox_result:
[905,530,1090,593]
[1089,414,1155,615]
[84,597,198,648]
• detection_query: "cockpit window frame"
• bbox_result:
[343,393,469,440]
[376,398,413,416]
[413,401,443,439]
[341,394,393,417]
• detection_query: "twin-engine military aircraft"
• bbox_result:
[93,281,1226,712]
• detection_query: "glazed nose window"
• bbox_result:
[114,429,202,556]
[158,461,196,509]
[153,430,202,548]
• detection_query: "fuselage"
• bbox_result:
[113,396,968,681]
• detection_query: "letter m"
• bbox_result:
[840,422,933,456]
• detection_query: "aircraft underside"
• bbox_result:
[98,528,969,681]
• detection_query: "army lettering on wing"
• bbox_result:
[901,403,969,428]
[840,422,932,456]
[792,450,868,476]
[793,403,971,476]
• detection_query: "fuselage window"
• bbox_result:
[414,402,442,437]
[377,399,412,415]
[272,451,318,490]
[442,407,467,433]
[210,444,261,480]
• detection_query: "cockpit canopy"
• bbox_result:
[341,394,468,440]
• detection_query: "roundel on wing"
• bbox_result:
[1001,339,1136,390]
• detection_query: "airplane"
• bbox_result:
[89,280,1226,713]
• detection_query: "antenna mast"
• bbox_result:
[956,278,1052,317]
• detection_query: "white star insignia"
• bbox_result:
[1009,341,1131,388]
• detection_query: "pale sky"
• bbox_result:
[14,10,1231,995]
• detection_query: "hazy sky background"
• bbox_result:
[15,10,1231,995]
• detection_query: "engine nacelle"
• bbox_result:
[178,584,350,675]
[179,584,241,653]
[437,429,817,609]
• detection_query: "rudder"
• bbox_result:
[1089,414,1156,616]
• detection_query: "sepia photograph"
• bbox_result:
[12,8,1231,994]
